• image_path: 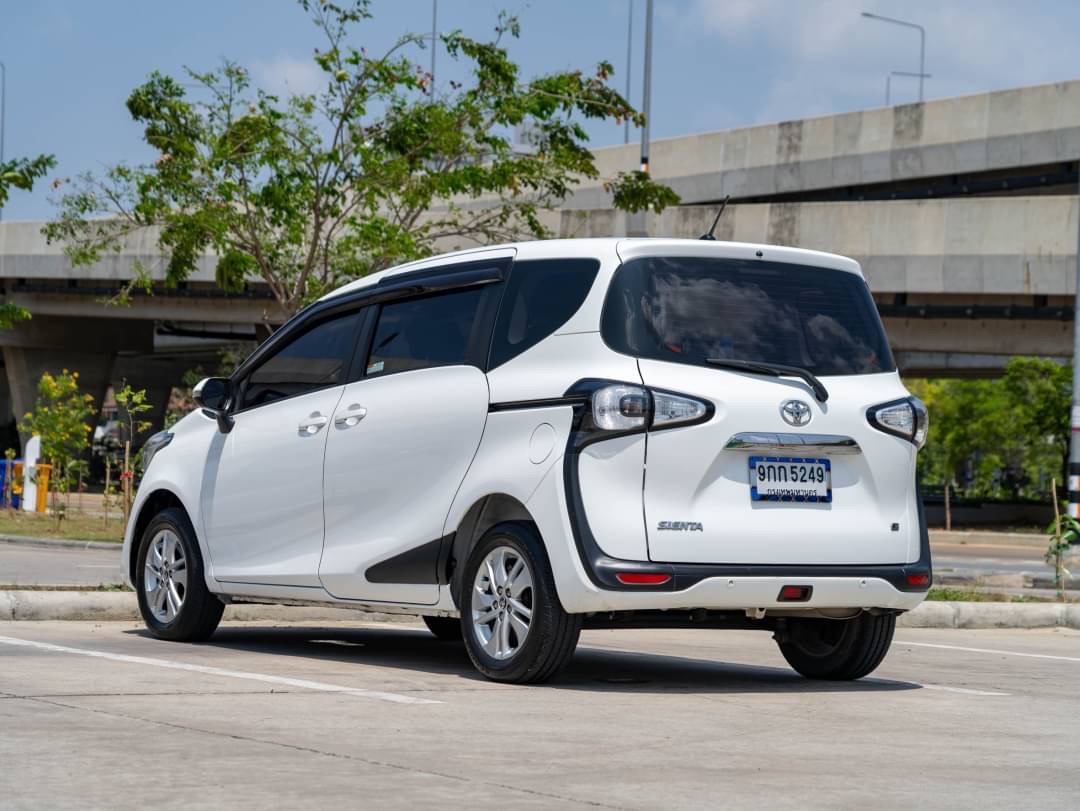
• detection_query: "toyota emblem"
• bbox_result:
[780,399,812,427]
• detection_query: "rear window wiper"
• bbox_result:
[705,358,829,403]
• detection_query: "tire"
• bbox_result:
[135,507,224,642]
[422,615,463,641]
[460,521,581,684]
[776,612,896,680]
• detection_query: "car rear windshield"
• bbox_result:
[601,256,895,376]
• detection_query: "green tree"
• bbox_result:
[46,0,678,317]
[17,370,95,525]
[910,357,1070,502]
[1,154,56,327]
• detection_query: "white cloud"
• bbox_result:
[252,53,325,98]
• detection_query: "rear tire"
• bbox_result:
[776,612,895,680]
[135,507,224,642]
[460,521,581,683]
[422,615,463,641]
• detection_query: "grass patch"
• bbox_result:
[0,511,123,543]
[928,586,1059,603]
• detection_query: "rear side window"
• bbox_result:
[601,256,894,376]
[489,258,600,368]
[366,288,485,377]
[239,311,361,409]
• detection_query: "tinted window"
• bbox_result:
[366,288,485,377]
[601,256,894,376]
[239,312,360,409]
[489,259,600,368]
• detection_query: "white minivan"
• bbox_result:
[125,238,930,683]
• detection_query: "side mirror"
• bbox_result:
[192,377,235,434]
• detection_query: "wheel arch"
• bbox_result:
[449,493,535,604]
[128,489,197,585]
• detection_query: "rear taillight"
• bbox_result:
[652,390,709,427]
[592,384,650,431]
[867,396,928,448]
[588,383,711,434]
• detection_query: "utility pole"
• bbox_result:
[1070,176,1080,521]
[624,0,633,145]
[0,60,6,220]
[640,0,653,173]
[429,0,437,96]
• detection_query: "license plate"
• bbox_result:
[749,456,832,503]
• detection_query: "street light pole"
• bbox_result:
[861,12,926,102]
[886,70,932,106]
[429,0,437,96]
[0,60,6,221]
[640,0,653,173]
[624,0,633,145]
[1070,177,1080,520]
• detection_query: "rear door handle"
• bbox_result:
[298,413,329,435]
[334,404,367,428]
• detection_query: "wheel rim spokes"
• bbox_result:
[144,529,186,624]
[471,545,534,661]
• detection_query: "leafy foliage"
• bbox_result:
[0,154,56,208]
[0,154,57,327]
[18,370,95,522]
[910,357,1070,500]
[46,0,678,316]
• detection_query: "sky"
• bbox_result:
[2,0,1080,220]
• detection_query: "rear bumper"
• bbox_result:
[567,574,927,613]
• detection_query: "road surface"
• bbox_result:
[0,620,1077,808]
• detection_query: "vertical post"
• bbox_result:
[918,26,925,102]
[429,0,437,96]
[639,0,653,174]
[1070,180,1080,522]
[885,74,891,106]
[0,60,6,221]
[624,0,633,145]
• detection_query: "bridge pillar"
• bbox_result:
[2,347,116,450]
[0,316,154,452]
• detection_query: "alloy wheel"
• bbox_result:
[470,545,534,660]
[144,529,188,623]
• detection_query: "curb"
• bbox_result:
[898,600,1080,630]
[0,534,122,552]
[0,591,419,623]
[1,591,1077,628]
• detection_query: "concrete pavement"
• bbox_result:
[0,541,124,587]
[1,620,1077,808]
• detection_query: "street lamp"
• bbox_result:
[861,12,926,102]
[886,70,931,106]
[624,0,633,145]
[640,0,653,173]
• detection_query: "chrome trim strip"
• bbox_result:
[724,432,862,455]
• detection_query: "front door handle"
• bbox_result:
[334,404,367,428]
[298,413,329,435]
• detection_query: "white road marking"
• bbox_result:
[899,640,1080,664]
[917,683,1009,696]
[0,635,441,705]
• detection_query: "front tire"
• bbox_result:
[135,507,224,642]
[776,612,896,680]
[460,521,581,683]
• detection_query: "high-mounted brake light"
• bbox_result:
[867,397,928,448]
